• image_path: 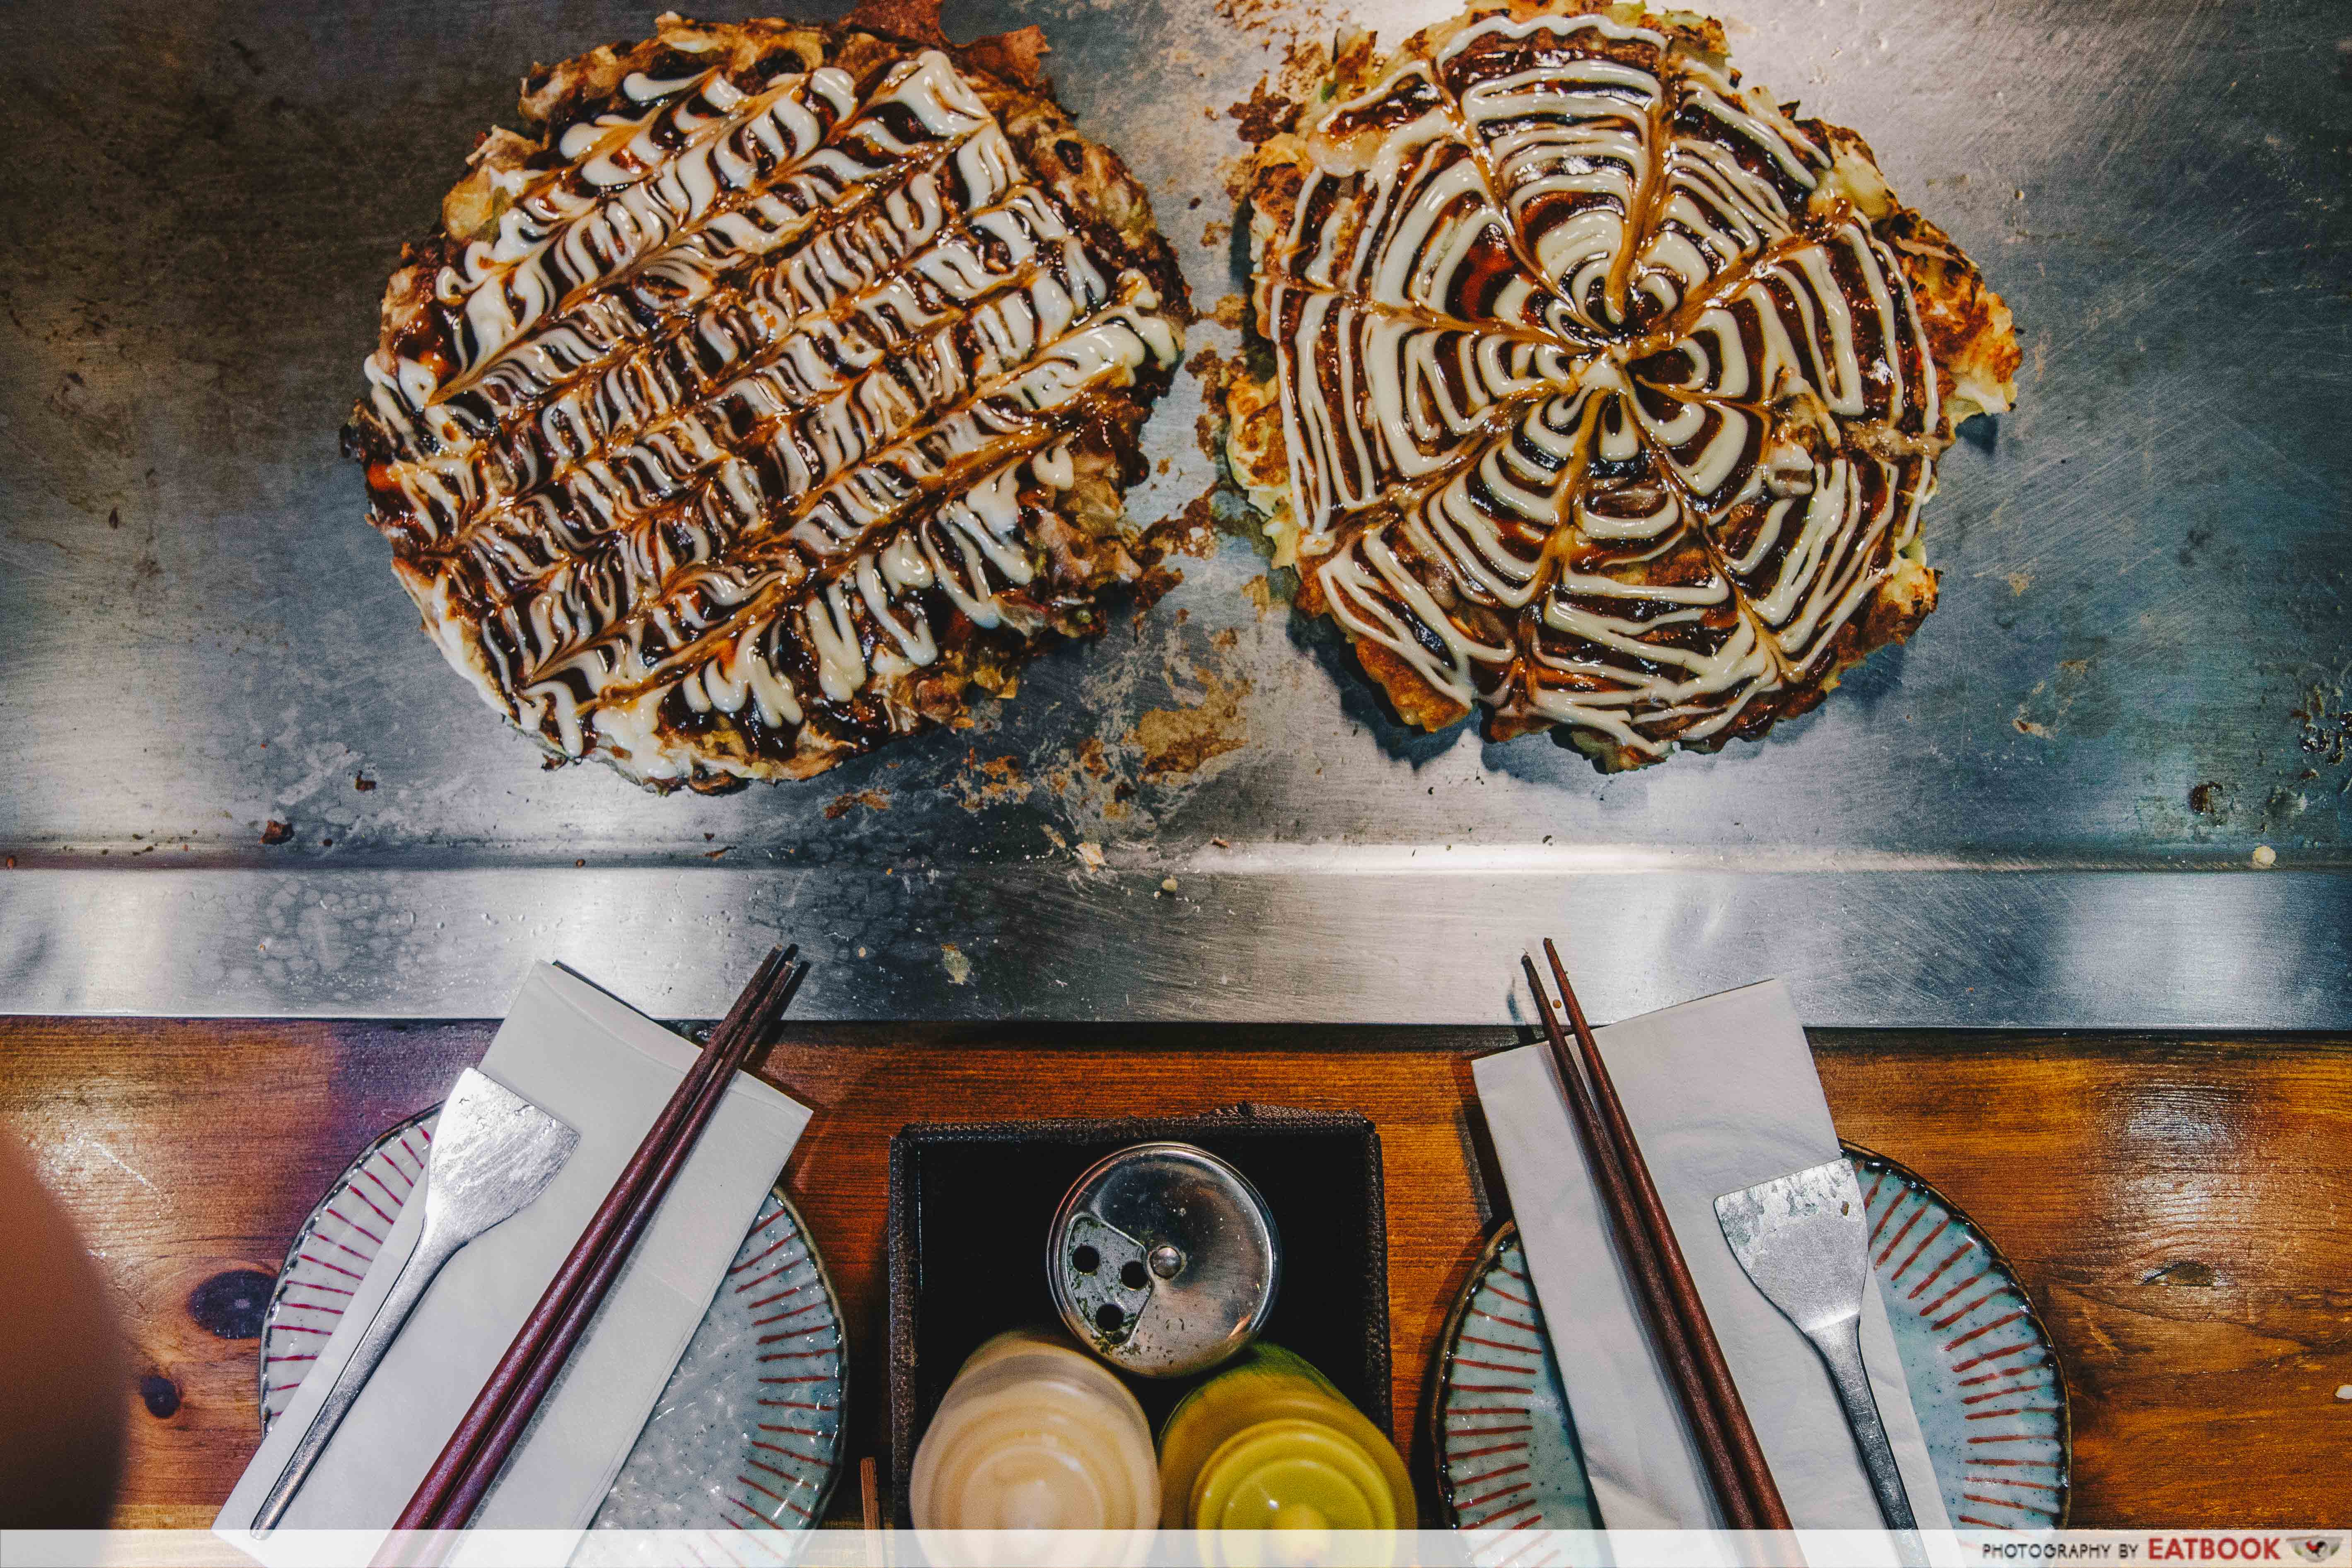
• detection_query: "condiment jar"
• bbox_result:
[909,1327,1160,1541]
[1157,1341,1416,1535]
[1048,1141,1281,1379]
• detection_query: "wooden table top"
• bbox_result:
[1,1019,2345,1529]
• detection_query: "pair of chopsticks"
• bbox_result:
[377,946,808,1559]
[1521,940,1794,1535]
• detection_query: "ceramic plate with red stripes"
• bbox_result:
[259,1106,846,1531]
[1432,1143,2068,1538]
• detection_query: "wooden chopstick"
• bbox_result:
[380,947,806,1554]
[1544,940,1794,1532]
[1520,953,1760,1530]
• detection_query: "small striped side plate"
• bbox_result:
[259,1107,846,1532]
[1431,1227,1596,1551]
[1433,1145,2069,1539]
[1851,1146,2069,1529]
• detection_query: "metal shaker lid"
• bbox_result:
[1047,1141,1281,1378]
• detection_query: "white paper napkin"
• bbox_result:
[214,963,810,1561]
[1472,978,1951,1534]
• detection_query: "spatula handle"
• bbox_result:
[1809,1316,1919,1537]
[252,1223,462,1534]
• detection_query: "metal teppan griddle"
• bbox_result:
[0,0,2344,1024]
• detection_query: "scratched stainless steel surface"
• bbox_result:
[0,0,2346,1024]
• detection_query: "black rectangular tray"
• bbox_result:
[886,1106,1389,1524]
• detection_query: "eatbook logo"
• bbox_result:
[2291,1541,2342,1565]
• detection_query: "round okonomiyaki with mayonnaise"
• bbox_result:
[345,15,1187,792]
[1225,0,2018,771]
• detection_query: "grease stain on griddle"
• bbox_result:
[1130,670,1252,781]
[950,754,1031,811]
[2293,685,2351,767]
[824,789,891,820]
[1226,79,1300,144]
[1211,0,1336,54]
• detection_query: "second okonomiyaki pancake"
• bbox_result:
[1226,0,2019,771]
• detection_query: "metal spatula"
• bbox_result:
[1715,1157,1918,1532]
[252,1068,578,1533]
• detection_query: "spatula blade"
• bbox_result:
[426,1068,579,1233]
[1717,1157,1922,1537]
[1713,1156,1870,1334]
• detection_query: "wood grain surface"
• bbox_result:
[0,1019,2344,1528]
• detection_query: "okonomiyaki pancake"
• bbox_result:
[1226,0,2019,770]
[346,14,1187,791]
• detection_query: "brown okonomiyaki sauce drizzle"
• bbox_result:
[1255,7,1989,767]
[348,24,1184,789]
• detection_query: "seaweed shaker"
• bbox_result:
[1047,1142,1280,1378]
